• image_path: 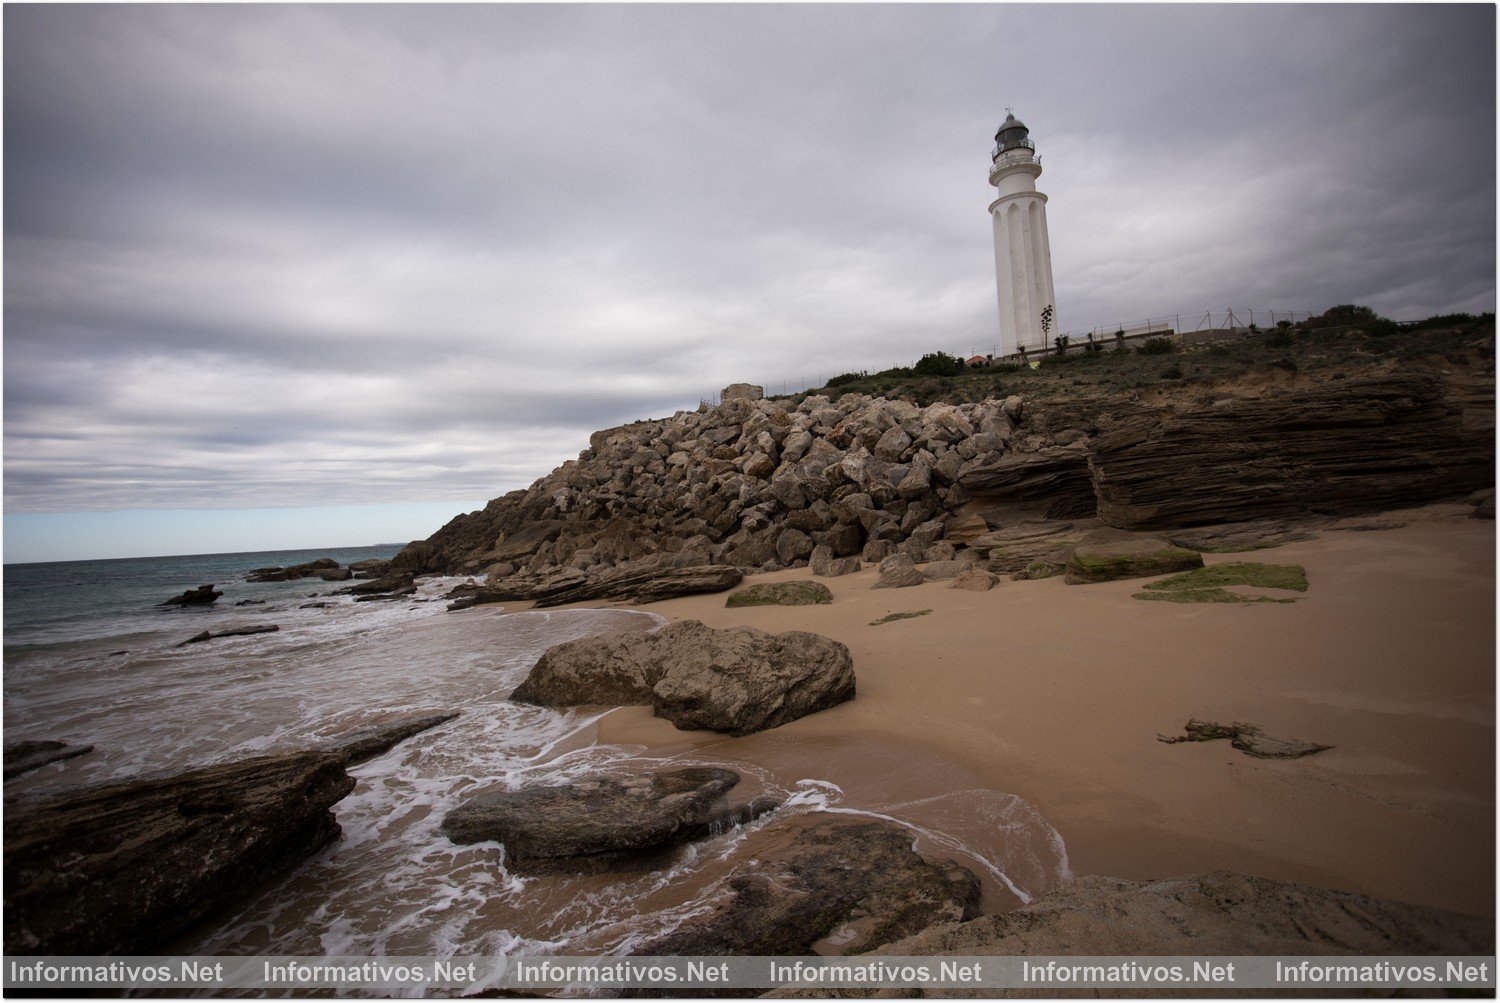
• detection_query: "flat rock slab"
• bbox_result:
[511,620,855,737]
[178,624,281,646]
[3,741,95,781]
[441,766,777,872]
[1158,719,1332,759]
[725,582,833,607]
[1065,538,1203,584]
[845,870,1492,962]
[320,712,459,766]
[4,750,354,955]
[631,812,979,956]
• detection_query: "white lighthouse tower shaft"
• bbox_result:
[988,113,1057,357]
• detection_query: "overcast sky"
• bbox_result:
[5,4,1495,562]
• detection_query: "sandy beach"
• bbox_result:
[566,508,1497,920]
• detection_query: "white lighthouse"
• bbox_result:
[988,112,1058,357]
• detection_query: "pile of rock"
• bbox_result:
[395,372,1492,595]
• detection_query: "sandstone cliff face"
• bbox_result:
[400,366,1493,579]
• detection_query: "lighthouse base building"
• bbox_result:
[988,113,1057,358]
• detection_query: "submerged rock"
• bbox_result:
[511,620,855,736]
[158,584,222,607]
[177,624,281,646]
[1158,719,1332,759]
[441,766,777,872]
[3,741,95,781]
[630,813,980,956]
[3,750,355,955]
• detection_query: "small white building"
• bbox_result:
[988,113,1058,358]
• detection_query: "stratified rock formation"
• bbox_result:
[441,766,777,872]
[631,813,980,956]
[392,365,1492,592]
[3,750,355,955]
[1091,372,1493,530]
[510,620,855,736]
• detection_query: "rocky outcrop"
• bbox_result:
[341,571,417,596]
[851,870,1491,962]
[4,741,94,781]
[631,813,980,956]
[348,558,392,578]
[950,568,998,591]
[158,584,221,606]
[246,558,351,583]
[1064,538,1204,584]
[178,624,281,646]
[394,369,1491,587]
[511,620,855,736]
[725,582,833,607]
[441,766,777,872]
[1091,372,1494,530]
[449,560,742,610]
[3,750,355,955]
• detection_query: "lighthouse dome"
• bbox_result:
[995,112,1030,145]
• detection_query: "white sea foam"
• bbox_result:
[9,585,1070,968]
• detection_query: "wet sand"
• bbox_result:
[586,510,1495,918]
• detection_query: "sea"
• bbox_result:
[4,544,1071,988]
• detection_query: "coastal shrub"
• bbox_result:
[1161,364,1184,380]
[1266,329,1295,348]
[912,352,965,377]
[1136,336,1175,356]
[826,372,866,388]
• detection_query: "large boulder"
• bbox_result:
[631,813,979,956]
[872,555,926,589]
[4,750,355,955]
[1065,538,1204,584]
[511,620,855,737]
[441,766,777,872]
[725,582,833,607]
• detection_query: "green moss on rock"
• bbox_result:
[1143,562,1309,593]
[1064,539,1204,584]
[725,581,834,608]
[1133,587,1297,604]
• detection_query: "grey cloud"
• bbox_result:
[5,4,1493,515]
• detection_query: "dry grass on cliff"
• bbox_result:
[785,314,1494,408]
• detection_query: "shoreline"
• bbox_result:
[520,506,1499,918]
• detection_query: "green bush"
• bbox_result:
[912,351,965,377]
[1136,336,1176,355]
[826,372,866,388]
[1162,364,1184,379]
[1266,329,1295,348]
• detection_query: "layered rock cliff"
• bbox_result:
[397,361,1493,580]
